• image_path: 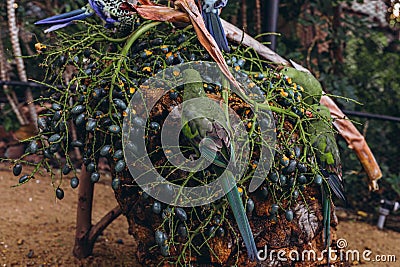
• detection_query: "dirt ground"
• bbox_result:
[0,163,399,266]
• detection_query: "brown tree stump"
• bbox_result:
[114,171,347,266]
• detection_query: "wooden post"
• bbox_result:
[73,164,94,258]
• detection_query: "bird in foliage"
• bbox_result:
[200,0,230,52]
[307,104,346,249]
[181,68,258,261]
[35,0,134,34]
[280,67,323,105]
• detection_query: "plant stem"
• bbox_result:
[7,0,38,130]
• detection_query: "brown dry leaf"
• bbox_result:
[137,0,156,5]
[320,95,382,190]
[137,6,190,23]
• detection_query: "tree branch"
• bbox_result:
[73,165,94,259]
[222,19,289,65]
[88,205,122,244]
[72,164,122,259]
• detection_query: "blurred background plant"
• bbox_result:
[271,0,400,213]
[216,0,400,214]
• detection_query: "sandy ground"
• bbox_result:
[0,164,137,266]
[0,164,399,266]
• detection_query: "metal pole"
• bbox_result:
[343,110,400,123]
[264,0,280,51]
